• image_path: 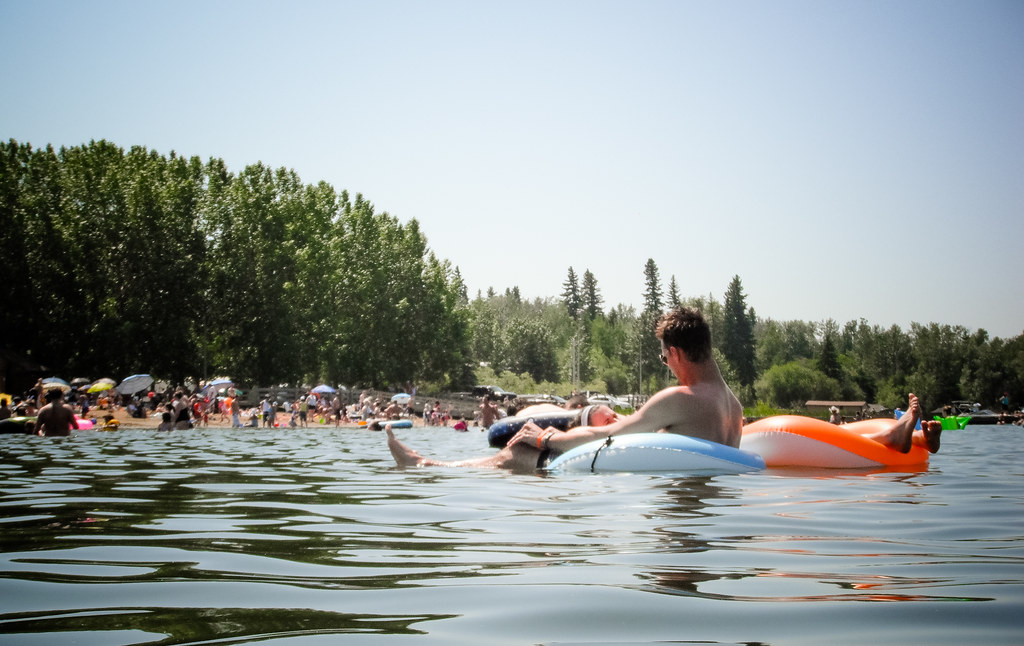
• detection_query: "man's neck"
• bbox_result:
[673,358,717,387]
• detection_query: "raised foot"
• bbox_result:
[922,420,942,453]
[889,393,921,453]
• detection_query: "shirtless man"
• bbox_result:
[479,397,500,429]
[387,307,744,471]
[382,401,403,420]
[35,389,79,437]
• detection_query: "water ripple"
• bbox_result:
[1,426,1021,645]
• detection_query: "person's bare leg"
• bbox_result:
[386,426,518,468]
[912,420,942,453]
[866,393,920,453]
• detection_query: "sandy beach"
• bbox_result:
[87,405,426,430]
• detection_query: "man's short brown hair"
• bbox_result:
[655,307,712,364]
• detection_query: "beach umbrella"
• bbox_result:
[391,393,412,404]
[312,384,336,394]
[41,377,71,393]
[70,377,91,387]
[203,378,234,392]
[87,378,116,393]
[116,374,153,395]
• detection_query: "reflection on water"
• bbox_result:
[1,426,1022,645]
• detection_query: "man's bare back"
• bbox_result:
[650,382,743,448]
[36,394,78,437]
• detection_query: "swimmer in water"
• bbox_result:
[387,307,744,471]
[35,389,79,437]
[386,403,621,470]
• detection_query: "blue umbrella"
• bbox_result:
[311,384,336,394]
[391,393,412,404]
[116,374,153,395]
[202,378,234,392]
[42,377,71,393]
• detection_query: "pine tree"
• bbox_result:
[819,320,842,380]
[722,275,756,387]
[561,267,581,321]
[581,269,603,320]
[667,275,682,310]
[642,259,662,314]
[637,259,665,392]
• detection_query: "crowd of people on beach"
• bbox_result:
[0,377,498,435]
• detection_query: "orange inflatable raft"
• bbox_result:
[741,415,929,468]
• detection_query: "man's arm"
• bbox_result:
[511,388,685,452]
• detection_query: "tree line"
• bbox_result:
[474,268,1022,416]
[2,139,1021,414]
[0,139,469,390]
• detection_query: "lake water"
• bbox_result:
[1,424,1021,645]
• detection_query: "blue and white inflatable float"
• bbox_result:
[361,419,413,429]
[487,411,577,448]
[546,433,765,474]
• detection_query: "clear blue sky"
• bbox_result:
[3,0,1022,338]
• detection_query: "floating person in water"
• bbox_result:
[386,403,621,470]
[387,308,943,471]
[387,307,745,471]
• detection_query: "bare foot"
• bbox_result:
[386,426,428,467]
[919,420,942,453]
[875,393,920,453]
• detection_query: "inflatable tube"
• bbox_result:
[740,415,929,468]
[359,419,412,429]
[487,411,578,448]
[0,417,35,434]
[547,433,765,474]
[75,416,94,430]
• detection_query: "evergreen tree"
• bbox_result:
[637,259,664,392]
[581,269,603,320]
[667,275,682,310]
[642,259,662,314]
[562,267,581,320]
[451,267,469,305]
[818,328,842,380]
[722,275,757,388]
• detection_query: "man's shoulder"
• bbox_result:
[648,385,698,403]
